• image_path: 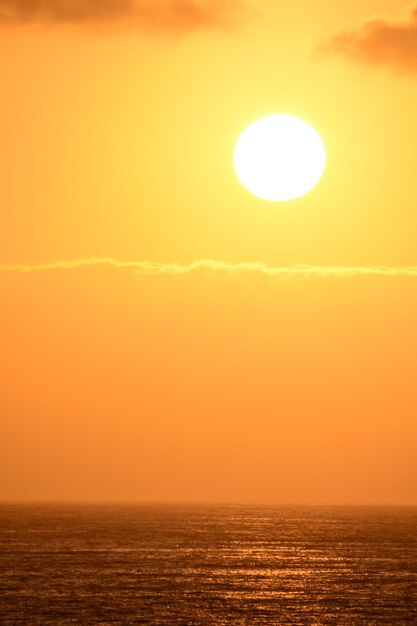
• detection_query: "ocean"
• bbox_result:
[1,505,416,624]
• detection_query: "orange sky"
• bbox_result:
[1,0,417,504]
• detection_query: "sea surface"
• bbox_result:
[1,505,416,625]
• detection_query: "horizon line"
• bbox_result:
[1,499,416,508]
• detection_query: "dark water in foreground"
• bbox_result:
[1,505,417,625]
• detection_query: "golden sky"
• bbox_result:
[1,0,417,504]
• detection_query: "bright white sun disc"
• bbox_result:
[234,115,326,201]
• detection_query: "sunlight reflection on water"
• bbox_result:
[1,505,416,624]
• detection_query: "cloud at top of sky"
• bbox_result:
[324,3,417,72]
[0,0,243,32]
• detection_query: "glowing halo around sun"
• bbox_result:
[233,114,326,202]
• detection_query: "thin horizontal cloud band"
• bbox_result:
[0,0,242,32]
[1,258,417,278]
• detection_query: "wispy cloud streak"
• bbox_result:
[1,257,417,278]
[0,0,242,33]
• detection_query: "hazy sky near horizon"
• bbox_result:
[1,0,417,504]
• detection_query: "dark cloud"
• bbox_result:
[0,0,242,32]
[324,4,417,72]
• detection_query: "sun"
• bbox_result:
[234,114,326,202]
